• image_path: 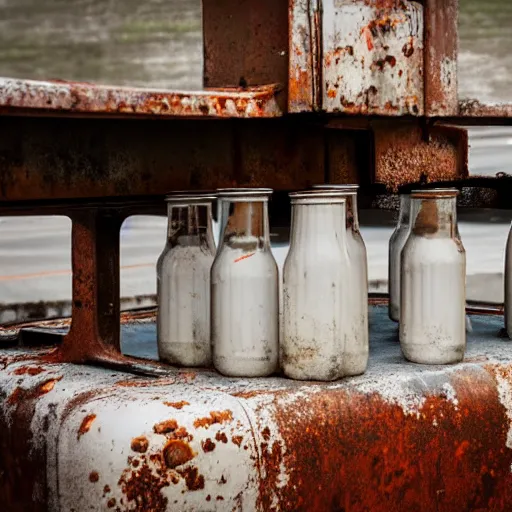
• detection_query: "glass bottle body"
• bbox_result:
[157,195,216,367]
[283,192,357,381]
[388,194,412,322]
[399,190,466,364]
[211,189,279,377]
[312,184,368,375]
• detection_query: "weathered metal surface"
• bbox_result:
[458,100,512,119]
[373,121,468,191]
[202,0,289,111]
[58,210,123,363]
[424,0,459,116]
[0,116,327,202]
[288,0,322,113]
[3,307,512,510]
[0,78,283,119]
[322,0,424,115]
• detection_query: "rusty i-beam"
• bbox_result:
[2,1,512,510]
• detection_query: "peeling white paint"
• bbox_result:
[322,0,424,115]
[495,372,512,451]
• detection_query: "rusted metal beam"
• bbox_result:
[0,78,283,119]
[202,0,289,111]
[0,116,330,203]
[424,0,459,116]
[372,120,468,191]
[59,210,124,363]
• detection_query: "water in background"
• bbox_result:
[0,0,511,103]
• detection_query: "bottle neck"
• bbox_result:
[290,202,347,249]
[397,194,411,227]
[411,196,457,238]
[166,202,214,247]
[220,200,271,250]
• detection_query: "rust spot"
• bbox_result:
[163,400,190,409]
[131,436,149,453]
[177,467,205,491]
[153,419,178,435]
[262,427,271,441]
[220,475,227,484]
[327,89,337,99]
[206,495,212,502]
[455,440,471,459]
[103,485,111,495]
[232,435,243,447]
[215,432,228,444]
[193,410,233,429]
[171,426,193,442]
[107,498,116,508]
[7,376,62,406]
[163,440,195,469]
[402,40,414,58]
[201,438,216,452]
[39,378,59,394]
[77,414,97,440]
[89,471,99,483]
[118,463,169,511]
[216,496,225,501]
[13,366,45,376]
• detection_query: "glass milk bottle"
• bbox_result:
[282,191,354,381]
[400,189,466,364]
[157,192,216,367]
[312,184,368,376]
[211,188,279,377]
[388,193,412,322]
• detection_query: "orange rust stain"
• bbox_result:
[39,378,60,394]
[13,366,45,376]
[171,426,193,442]
[193,410,233,429]
[118,462,169,510]
[234,252,255,263]
[177,466,205,491]
[163,400,190,409]
[107,498,116,508]
[232,435,243,447]
[201,438,216,453]
[327,89,337,99]
[89,471,99,483]
[163,440,195,469]
[455,440,471,459]
[77,414,97,440]
[131,436,149,454]
[215,432,228,444]
[362,26,374,51]
[256,369,512,511]
[153,419,178,435]
[7,376,62,406]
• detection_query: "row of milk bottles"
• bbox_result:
[157,186,468,380]
[156,186,368,381]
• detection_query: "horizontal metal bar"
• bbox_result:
[0,78,283,119]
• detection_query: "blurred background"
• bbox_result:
[1,0,512,322]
